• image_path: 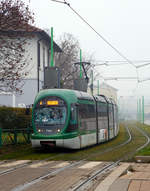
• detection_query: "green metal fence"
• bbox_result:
[0,127,33,147]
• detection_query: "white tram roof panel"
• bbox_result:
[74,90,94,101]
[109,98,116,105]
[94,95,107,103]
[98,95,112,103]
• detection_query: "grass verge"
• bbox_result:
[0,124,129,161]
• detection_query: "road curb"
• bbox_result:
[94,163,131,191]
[135,156,150,163]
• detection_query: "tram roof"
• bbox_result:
[94,95,107,103]
[34,89,94,104]
[97,95,113,104]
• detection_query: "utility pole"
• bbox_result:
[97,80,100,95]
[43,27,60,89]
[142,96,144,124]
[137,99,139,122]
[139,98,141,123]
[0,128,2,147]
[50,27,54,67]
[80,49,82,78]
[91,70,94,95]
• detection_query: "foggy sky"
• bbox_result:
[23,0,150,98]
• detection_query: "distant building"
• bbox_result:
[0,24,62,107]
[88,82,118,102]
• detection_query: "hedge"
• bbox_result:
[0,107,32,129]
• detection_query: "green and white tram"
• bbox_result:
[31,89,119,149]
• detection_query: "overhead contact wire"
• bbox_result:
[50,0,139,82]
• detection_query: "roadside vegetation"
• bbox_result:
[0,121,150,161]
[134,122,150,156]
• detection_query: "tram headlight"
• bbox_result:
[38,129,41,133]
[57,129,61,133]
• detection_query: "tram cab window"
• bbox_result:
[70,104,77,125]
[34,107,66,125]
[66,104,78,132]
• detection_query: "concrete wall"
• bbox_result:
[0,79,43,107]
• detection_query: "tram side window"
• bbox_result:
[88,104,96,118]
[97,103,107,117]
[109,104,114,123]
[78,103,96,131]
[79,103,95,119]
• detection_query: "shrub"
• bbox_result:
[0,107,32,129]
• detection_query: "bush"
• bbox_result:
[0,107,32,129]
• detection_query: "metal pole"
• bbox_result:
[50,27,54,67]
[12,93,16,108]
[80,49,82,78]
[37,41,40,92]
[0,128,2,147]
[97,80,100,95]
[91,70,93,95]
[142,96,144,124]
[137,99,139,122]
[139,98,141,123]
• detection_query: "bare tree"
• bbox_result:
[55,33,80,89]
[55,33,95,89]
[0,0,34,93]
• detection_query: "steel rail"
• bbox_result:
[134,126,150,152]
[7,125,150,191]
[67,126,132,191]
[11,159,85,191]
[70,161,120,191]
[0,126,131,177]
[69,125,150,191]
[0,153,65,177]
[117,125,150,162]
[2,125,131,191]
[84,126,132,161]
[0,126,129,178]
[3,126,131,191]
[69,126,137,191]
[9,129,132,191]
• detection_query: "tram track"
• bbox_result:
[0,126,130,177]
[70,161,120,191]
[117,125,150,162]
[1,124,150,191]
[134,125,150,152]
[0,153,66,176]
[68,125,150,191]
[11,160,86,191]
[84,125,132,161]
[7,126,131,191]
[0,125,131,177]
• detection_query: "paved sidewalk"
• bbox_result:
[120,163,150,191]
[95,163,150,191]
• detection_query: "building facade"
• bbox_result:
[0,27,62,107]
[88,82,118,102]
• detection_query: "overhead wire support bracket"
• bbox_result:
[74,62,90,83]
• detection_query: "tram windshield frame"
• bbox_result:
[34,106,67,126]
[33,96,68,128]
